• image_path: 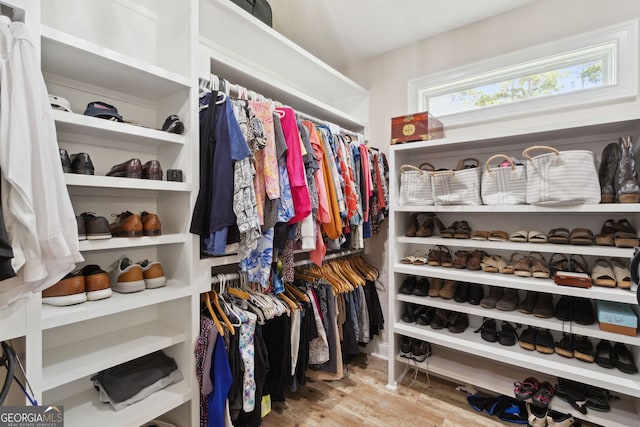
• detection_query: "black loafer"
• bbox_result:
[413,277,430,297]
[399,276,417,295]
[416,307,435,326]
[467,284,484,305]
[70,152,95,175]
[595,340,615,369]
[613,342,638,374]
[447,312,469,333]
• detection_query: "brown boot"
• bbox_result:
[405,213,419,237]
[599,142,619,203]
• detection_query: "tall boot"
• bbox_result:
[598,142,618,203]
[617,136,640,203]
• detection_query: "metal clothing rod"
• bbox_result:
[206,73,363,136]
[292,248,363,268]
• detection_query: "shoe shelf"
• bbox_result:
[398,236,634,258]
[77,234,188,252]
[392,349,638,427]
[397,294,640,347]
[41,25,191,101]
[53,110,186,150]
[42,319,185,391]
[41,280,191,330]
[393,204,640,213]
[46,380,191,427]
[393,263,638,305]
[64,174,191,193]
[394,321,640,398]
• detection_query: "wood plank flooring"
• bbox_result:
[262,354,511,427]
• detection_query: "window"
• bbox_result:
[408,20,638,127]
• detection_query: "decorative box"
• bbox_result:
[391,111,444,145]
[596,301,638,336]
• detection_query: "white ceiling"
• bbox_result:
[269,0,537,70]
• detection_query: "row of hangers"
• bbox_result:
[295,255,378,295]
[198,74,362,138]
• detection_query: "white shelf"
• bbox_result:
[42,320,185,391]
[397,294,640,346]
[199,0,367,125]
[393,351,638,427]
[64,174,191,192]
[393,263,638,304]
[49,380,191,427]
[41,25,191,101]
[390,113,640,154]
[398,236,634,258]
[78,234,188,252]
[53,110,186,149]
[394,321,640,398]
[393,203,640,213]
[41,280,191,330]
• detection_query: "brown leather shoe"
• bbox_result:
[141,211,162,236]
[42,271,87,306]
[106,158,142,179]
[111,211,143,237]
[80,264,112,301]
[138,259,166,288]
[142,160,163,180]
[617,136,640,203]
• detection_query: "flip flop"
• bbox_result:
[509,230,528,242]
[547,227,570,244]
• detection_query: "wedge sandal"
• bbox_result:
[529,252,550,279]
[611,258,632,288]
[513,255,532,277]
[613,219,639,248]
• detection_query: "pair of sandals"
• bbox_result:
[555,378,616,415]
[519,327,555,354]
[513,252,550,279]
[452,249,486,270]
[510,230,548,243]
[441,220,471,239]
[590,258,632,288]
[548,253,589,276]
[471,230,508,241]
[513,376,555,408]
[595,218,640,248]
[474,318,518,346]
[547,227,594,245]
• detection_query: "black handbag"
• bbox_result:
[230,0,272,27]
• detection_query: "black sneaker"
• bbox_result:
[411,339,432,363]
[400,336,412,358]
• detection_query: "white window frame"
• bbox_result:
[408,20,638,128]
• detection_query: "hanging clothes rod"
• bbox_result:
[209,248,364,285]
[205,73,363,137]
[292,248,363,268]
[0,2,24,22]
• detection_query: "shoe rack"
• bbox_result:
[36,1,197,425]
[388,115,640,426]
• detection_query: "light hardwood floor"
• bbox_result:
[262,354,511,427]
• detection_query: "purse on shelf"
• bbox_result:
[481,154,527,205]
[430,158,483,205]
[523,145,600,206]
[398,163,435,205]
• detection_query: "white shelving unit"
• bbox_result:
[387,113,640,425]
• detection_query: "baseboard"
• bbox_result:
[360,338,388,360]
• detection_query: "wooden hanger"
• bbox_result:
[200,293,224,336]
[285,283,309,302]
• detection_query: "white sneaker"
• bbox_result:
[138,259,167,289]
[109,256,145,293]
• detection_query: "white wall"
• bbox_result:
[347,0,640,347]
